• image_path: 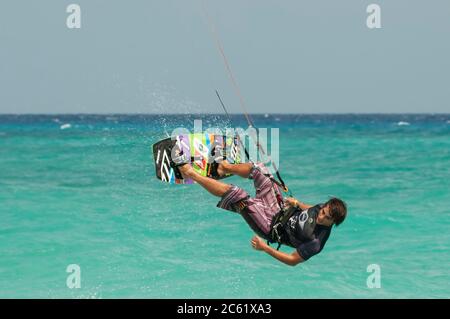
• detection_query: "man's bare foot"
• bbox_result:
[217,160,230,177]
[178,164,195,179]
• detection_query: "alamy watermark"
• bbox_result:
[66,264,81,289]
[65,4,382,31]
[169,119,280,174]
[367,4,381,29]
[366,264,381,288]
[66,4,81,29]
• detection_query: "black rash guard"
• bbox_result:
[282,204,332,261]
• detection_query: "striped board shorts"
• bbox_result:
[216,162,283,236]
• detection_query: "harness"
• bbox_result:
[267,205,298,250]
[259,167,295,251]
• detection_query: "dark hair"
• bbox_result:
[325,198,347,226]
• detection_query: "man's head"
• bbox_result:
[317,197,347,227]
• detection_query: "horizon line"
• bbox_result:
[0,112,449,116]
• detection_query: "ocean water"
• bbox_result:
[0,114,449,299]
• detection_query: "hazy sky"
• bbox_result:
[0,0,449,114]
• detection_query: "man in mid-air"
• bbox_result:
[177,159,347,266]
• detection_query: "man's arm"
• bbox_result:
[251,236,303,266]
[285,197,312,210]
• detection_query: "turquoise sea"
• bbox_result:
[0,114,449,298]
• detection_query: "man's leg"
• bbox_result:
[217,161,253,179]
[179,164,231,197]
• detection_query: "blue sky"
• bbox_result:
[0,0,449,114]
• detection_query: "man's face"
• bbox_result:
[317,204,334,226]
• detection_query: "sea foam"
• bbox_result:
[60,123,72,130]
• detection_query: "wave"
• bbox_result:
[60,123,72,130]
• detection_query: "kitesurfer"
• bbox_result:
[177,160,347,266]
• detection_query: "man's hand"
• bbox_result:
[251,235,267,251]
[284,197,313,210]
[285,197,299,208]
[250,235,303,266]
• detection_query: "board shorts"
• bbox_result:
[216,162,282,236]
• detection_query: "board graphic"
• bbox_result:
[152,133,242,184]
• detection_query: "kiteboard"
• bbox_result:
[152,133,243,184]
